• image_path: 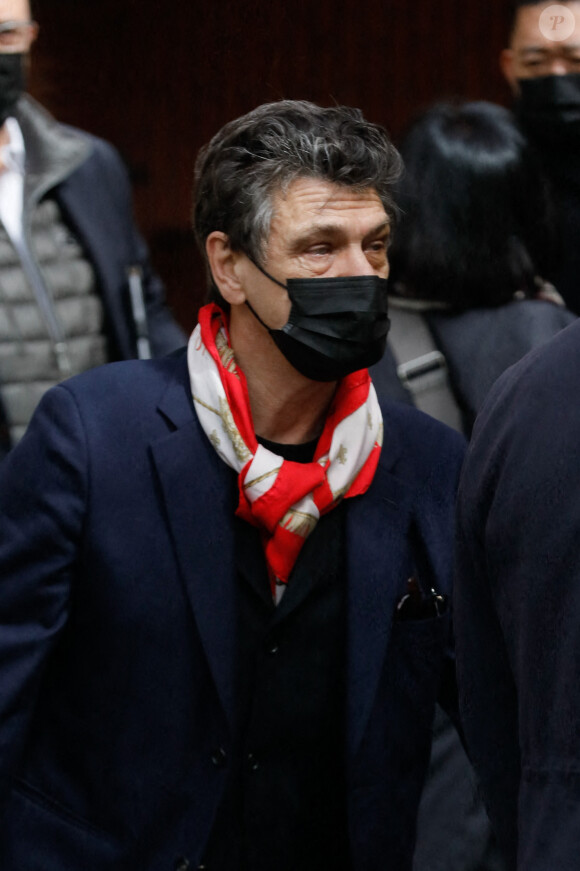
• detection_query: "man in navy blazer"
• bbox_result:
[454,317,580,870]
[0,100,465,870]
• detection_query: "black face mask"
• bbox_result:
[0,53,25,126]
[515,73,580,143]
[247,263,390,382]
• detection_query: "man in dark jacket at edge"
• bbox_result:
[501,0,580,313]
[454,315,580,870]
[0,99,465,870]
[0,0,185,457]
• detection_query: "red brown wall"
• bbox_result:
[29,0,514,330]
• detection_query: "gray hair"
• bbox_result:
[193,100,403,289]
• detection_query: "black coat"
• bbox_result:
[455,317,580,869]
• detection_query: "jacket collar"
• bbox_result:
[15,95,91,209]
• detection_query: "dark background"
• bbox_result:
[29,0,514,331]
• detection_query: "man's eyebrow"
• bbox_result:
[517,47,550,56]
[363,220,391,243]
[289,219,391,251]
[292,223,344,242]
[518,43,580,56]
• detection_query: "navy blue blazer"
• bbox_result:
[0,350,465,870]
[454,318,580,870]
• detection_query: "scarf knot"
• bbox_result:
[188,303,383,603]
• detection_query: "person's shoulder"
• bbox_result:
[60,123,124,168]
[466,317,580,478]
[484,314,580,407]
[379,398,466,484]
[381,398,465,449]
[505,297,577,332]
[16,96,125,175]
[433,298,575,346]
[59,348,188,408]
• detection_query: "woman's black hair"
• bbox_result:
[388,100,556,309]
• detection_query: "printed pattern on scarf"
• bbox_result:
[188,303,383,603]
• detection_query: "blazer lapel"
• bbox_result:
[151,368,238,730]
[345,461,415,759]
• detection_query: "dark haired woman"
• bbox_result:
[372,100,576,437]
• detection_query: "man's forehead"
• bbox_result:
[0,0,31,21]
[511,1,580,47]
[270,177,386,224]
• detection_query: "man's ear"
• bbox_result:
[500,48,520,95]
[205,231,247,306]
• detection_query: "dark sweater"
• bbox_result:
[202,441,351,871]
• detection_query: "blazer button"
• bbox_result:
[247,752,260,771]
[211,747,227,767]
[174,858,190,871]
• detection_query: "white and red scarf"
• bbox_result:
[188,304,383,603]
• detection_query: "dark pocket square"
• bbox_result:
[395,576,449,622]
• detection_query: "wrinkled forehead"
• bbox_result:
[271,177,388,227]
[511,2,580,48]
[0,0,31,23]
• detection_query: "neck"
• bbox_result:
[0,122,9,170]
[229,304,337,444]
[246,370,336,444]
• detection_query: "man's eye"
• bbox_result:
[366,240,388,255]
[307,244,331,256]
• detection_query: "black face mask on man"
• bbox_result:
[246,261,390,382]
[515,73,580,143]
[0,53,25,127]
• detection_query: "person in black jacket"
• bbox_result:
[371,99,575,871]
[500,0,580,313]
[455,315,580,870]
[0,0,185,456]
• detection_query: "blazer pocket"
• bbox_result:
[385,609,452,721]
[393,574,450,623]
